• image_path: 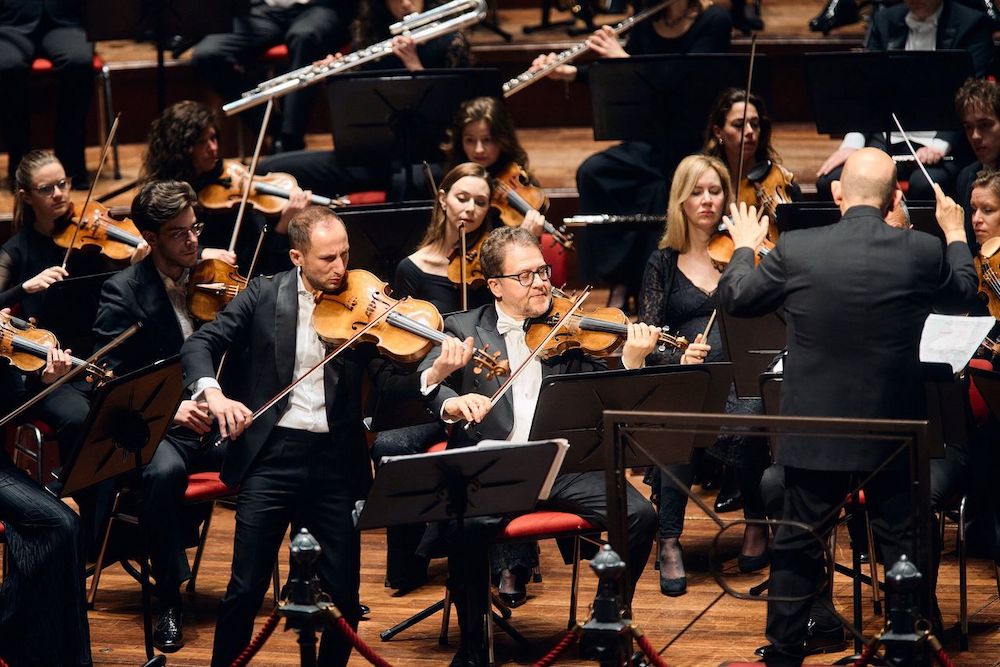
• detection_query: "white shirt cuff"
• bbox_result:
[191,377,222,402]
[929,138,951,155]
[840,133,866,150]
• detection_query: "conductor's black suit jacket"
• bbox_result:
[719,205,978,471]
[181,268,416,490]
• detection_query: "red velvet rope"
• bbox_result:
[0,655,8,667]
[331,614,394,667]
[852,640,878,667]
[229,608,281,667]
[634,631,670,667]
[934,646,955,667]
[532,627,580,667]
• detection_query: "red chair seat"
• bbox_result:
[346,191,387,205]
[427,441,448,453]
[30,419,55,437]
[540,234,568,288]
[500,511,597,541]
[0,523,5,539]
[184,472,236,503]
[32,54,105,73]
[261,44,289,61]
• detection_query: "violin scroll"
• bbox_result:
[472,343,509,381]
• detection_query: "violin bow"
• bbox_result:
[702,309,718,340]
[210,298,402,447]
[229,97,275,256]
[735,34,758,192]
[463,287,591,433]
[891,112,936,188]
[62,113,121,270]
[0,321,141,429]
[459,223,469,311]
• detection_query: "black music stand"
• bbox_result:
[40,271,116,358]
[359,441,564,644]
[326,68,502,196]
[58,358,184,660]
[804,51,973,142]
[336,200,433,281]
[774,202,940,238]
[718,308,785,399]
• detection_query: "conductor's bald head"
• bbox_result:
[832,148,900,215]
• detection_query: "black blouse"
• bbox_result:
[394,257,491,315]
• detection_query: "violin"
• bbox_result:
[707,226,775,269]
[738,160,796,240]
[447,224,489,290]
[187,259,249,322]
[52,201,143,263]
[975,236,1000,319]
[311,269,509,377]
[198,160,346,216]
[491,163,574,249]
[524,291,689,360]
[0,311,111,383]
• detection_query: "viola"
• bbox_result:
[524,292,688,360]
[198,160,346,216]
[491,162,574,249]
[975,236,1000,319]
[447,224,489,290]
[311,269,509,377]
[737,160,796,240]
[0,311,111,383]
[52,201,143,263]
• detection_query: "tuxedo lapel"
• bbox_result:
[474,305,514,432]
[132,259,183,355]
[275,269,299,389]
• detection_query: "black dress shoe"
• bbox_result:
[153,606,184,653]
[754,621,846,657]
[658,540,687,596]
[737,551,770,573]
[450,645,488,667]
[808,0,860,34]
[360,603,371,618]
[497,567,527,608]
[714,486,743,514]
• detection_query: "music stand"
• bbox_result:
[58,357,184,661]
[775,202,939,238]
[804,51,973,140]
[528,363,733,473]
[337,201,433,281]
[718,309,786,399]
[325,68,502,194]
[40,271,116,357]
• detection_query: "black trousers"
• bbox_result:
[0,18,93,181]
[211,427,361,667]
[438,471,657,656]
[0,461,91,667]
[143,429,227,606]
[192,3,351,144]
[764,467,918,667]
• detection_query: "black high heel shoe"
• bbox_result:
[808,0,860,34]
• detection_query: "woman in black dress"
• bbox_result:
[639,154,769,595]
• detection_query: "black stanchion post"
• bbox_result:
[880,555,932,667]
[578,545,630,666]
[280,528,329,667]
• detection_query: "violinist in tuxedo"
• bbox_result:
[720,148,977,666]
[180,206,419,667]
[415,226,660,666]
[91,180,230,653]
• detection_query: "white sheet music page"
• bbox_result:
[919,314,995,373]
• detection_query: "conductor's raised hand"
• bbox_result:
[442,393,493,424]
[203,386,253,439]
[723,202,769,252]
[933,183,967,244]
[425,336,475,388]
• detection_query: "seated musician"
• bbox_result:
[529,0,732,312]
[192,1,356,153]
[814,0,994,201]
[0,0,93,187]
[90,180,232,653]
[142,100,308,274]
[258,0,472,200]
[415,226,660,666]
[180,206,422,667]
[638,154,769,597]
[0,341,92,667]
[955,77,1000,248]
[703,88,801,217]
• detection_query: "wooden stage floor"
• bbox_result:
[80,479,1000,666]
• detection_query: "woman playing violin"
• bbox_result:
[638,154,770,595]
[0,150,147,319]
[142,100,304,272]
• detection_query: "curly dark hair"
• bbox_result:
[351,0,446,48]
[440,96,529,176]
[141,100,218,186]
[702,88,779,168]
[955,77,1000,120]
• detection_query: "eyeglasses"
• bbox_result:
[163,221,205,241]
[31,178,72,197]
[490,265,552,287]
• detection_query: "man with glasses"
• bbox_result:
[416,226,661,667]
[90,180,233,652]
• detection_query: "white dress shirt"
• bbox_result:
[157,267,195,341]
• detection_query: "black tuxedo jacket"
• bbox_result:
[0,0,82,33]
[181,268,415,489]
[92,258,186,377]
[417,303,605,449]
[719,205,977,471]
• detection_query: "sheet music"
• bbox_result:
[919,314,995,373]
[477,438,569,500]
